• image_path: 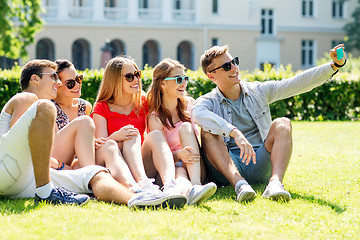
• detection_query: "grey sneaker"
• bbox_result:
[35,187,90,206]
[235,182,257,202]
[162,179,187,209]
[187,182,217,206]
[262,180,291,201]
[128,191,170,209]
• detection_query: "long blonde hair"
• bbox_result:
[95,56,143,114]
[147,58,190,129]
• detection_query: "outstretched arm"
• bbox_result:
[262,44,347,104]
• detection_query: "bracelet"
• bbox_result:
[333,58,347,68]
[56,161,65,170]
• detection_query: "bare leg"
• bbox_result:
[89,171,133,204]
[179,122,203,185]
[28,100,55,187]
[175,166,192,195]
[52,116,95,168]
[95,139,140,191]
[201,130,245,187]
[122,134,149,182]
[142,130,175,184]
[264,118,292,183]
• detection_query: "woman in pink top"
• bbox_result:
[147,58,217,206]
[92,56,186,205]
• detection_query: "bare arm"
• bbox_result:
[93,113,110,138]
[8,93,39,128]
[85,101,92,115]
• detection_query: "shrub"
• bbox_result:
[1,59,359,120]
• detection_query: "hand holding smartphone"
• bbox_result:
[336,47,344,60]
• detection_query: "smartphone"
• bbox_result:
[337,47,344,60]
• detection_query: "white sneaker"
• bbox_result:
[187,182,217,206]
[162,179,187,209]
[138,178,161,194]
[262,180,291,201]
[235,182,256,202]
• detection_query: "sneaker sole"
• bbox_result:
[78,196,91,206]
[237,191,257,202]
[263,192,291,202]
[35,196,91,206]
[162,195,187,209]
[129,194,173,209]
[187,185,217,206]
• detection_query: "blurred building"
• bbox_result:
[3,0,359,70]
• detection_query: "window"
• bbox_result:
[105,0,116,7]
[261,9,274,35]
[140,0,149,9]
[302,0,314,17]
[73,0,84,7]
[175,0,181,10]
[211,38,219,46]
[212,0,218,14]
[301,40,315,68]
[36,39,55,60]
[332,0,345,18]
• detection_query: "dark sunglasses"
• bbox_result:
[124,71,141,82]
[64,75,83,89]
[39,72,59,82]
[164,76,189,85]
[209,57,239,73]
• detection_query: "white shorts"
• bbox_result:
[0,101,38,197]
[0,101,108,198]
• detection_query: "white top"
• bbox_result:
[0,110,11,137]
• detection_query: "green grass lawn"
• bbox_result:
[1,122,359,240]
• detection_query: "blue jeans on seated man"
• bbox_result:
[204,143,271,186]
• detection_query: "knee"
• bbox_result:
[102,139,118,151]
[179,122,193,135]
[73,115,95,131]
[37,99,56,120]
[147,129,164,142]
[273,117,292,135]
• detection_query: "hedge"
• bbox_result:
[1,62,359,121]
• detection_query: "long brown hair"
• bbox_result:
[95,56,143,114]
[147,58,190,129]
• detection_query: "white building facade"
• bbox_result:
[20,0,359,71]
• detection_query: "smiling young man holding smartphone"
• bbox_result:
[192,44,346,202]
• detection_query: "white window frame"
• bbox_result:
[332,0,347,19]
[302,0,316,18]
[301,40,316,69]
[261,9,274,36]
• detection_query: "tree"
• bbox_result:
[0,0,43,59]
[344,0,360,51]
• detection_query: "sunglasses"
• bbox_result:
[64,75,83,89]
[39,72,59,82]
[209,57,239,73]
[164,76,189,85]
[124,71,141,82]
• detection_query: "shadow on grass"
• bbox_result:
[207,185,346,213]
[289,192,346,213]
[0,197,38,215]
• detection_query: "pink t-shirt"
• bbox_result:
[152,99,199,153]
